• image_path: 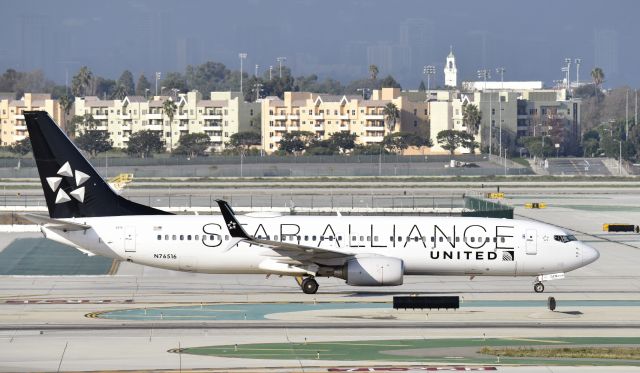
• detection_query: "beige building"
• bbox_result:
[261,88,429,153]
[73,91,260,151]
[0,93,64,146]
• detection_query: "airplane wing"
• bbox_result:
[21,213,91,231]
[216,200,353,266]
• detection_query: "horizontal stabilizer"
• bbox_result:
[21,213,91,231]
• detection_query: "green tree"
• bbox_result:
[163,99,177,151]
[68,113,100,137]
[382,102,400,131]
[71,66,93,97]
[462,103,482,135]
[460,132,480,154]
[368,64,379,80]
[117,70,135,96]
[228,131,261,151]
[127,130,164,158]
[277,131,314,155]
[94,77,116,99]
[436,129,467,155]
[135,74,152,97]
[380,75,401,89]
[111,83,128,100]
[9,137,31,157]
[329,131,357,153]
[520,136,554,157]
[162,72,188,92]
[175,133,211,158]
[418,81,426,92]
[58,94,73,116]
[352,143,391,155]
[382,132,432,154]
[74,130,112,156]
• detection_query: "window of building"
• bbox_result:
[414,121,417,127]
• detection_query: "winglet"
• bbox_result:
[216,200,250,239]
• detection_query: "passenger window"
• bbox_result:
[157,235,161,240]
[210,235,215,240]
[430,237,435,242]
[172,235,177,240]
[180,235,184,240]
[439,237,443,242]
[360,236,364,241]
[390,236,394,241]
[485,237,490,242]
[455,237,460,242]
[313,236,317,241]
[305,235,309,241]
[501,237,506,243]
[328,236,334,241]
[471,237,475,242]
[195,235,199,240]
[493,237,497,242]
[187,235,192,240]
[366,236,370,241]
[165,234,169,240]
[398,236,403,242]
[338,236,343,241]
[225,235,229,241]
[374,236,378,242]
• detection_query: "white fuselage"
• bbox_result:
[42,214,598,280]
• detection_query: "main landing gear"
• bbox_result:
[299,276,319,294]
[533,282,545,293]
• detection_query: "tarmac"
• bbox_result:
[1,184,640,372]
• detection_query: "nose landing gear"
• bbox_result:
[533,282,545,293]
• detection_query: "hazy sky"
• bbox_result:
[1,0,637,88]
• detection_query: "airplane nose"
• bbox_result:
[581,244,600,266]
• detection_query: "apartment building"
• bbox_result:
[260,87,429,153]
[73,91,260,151]
[0,93,64,146]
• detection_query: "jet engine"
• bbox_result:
[339,256,404,286]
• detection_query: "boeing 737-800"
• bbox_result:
[23,111,599,294]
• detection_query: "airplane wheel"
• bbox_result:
[534,282,545,293]
[301,278,319,294]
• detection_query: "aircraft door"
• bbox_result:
[123,226,136,253]
[525,229,537,255]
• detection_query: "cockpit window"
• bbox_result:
[554,235,577,243]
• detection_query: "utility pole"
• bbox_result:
[626,89,629,140]
[269,66,273,80]
[276,57,286,78]
[477,69,491,154]
[563,58,571,91]
[356,88,367,100]
[254,82,263,101]
[239,53,247,95]
[574,58,581,86]
[254,64,259,77]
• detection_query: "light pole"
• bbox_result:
[155,72,161,96]
[626,89,629,140]
[477,69,491,154]
[423,65,436,101]
[160,86,166,96]
[276,57,286,78]
[356,88,368,100]
[171,88,179,99]
[254,64,259,77]
[144,88,150,99]
[496,67,505,90]
[563,58,571,90]
[269,66,273,80]
[574,58,581,86]
[254,82,263,101]
[239,52,247,95]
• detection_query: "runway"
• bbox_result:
[1,185,640,371]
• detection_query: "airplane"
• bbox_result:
[22,111,599,294]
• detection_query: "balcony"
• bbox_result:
[312,113,324,120]
[364,125,384,131]
[13,135,27,141]
[313,125,324,131]
[361,136,384,143]
[288,114,300,120]
[209,135,223,142]
[270,136,282,142]
[147,113,163,120]
[202,114,222,120]
[365,114,384,120]
[203,124,222,130]
[176,113,189,119]
[119,114,131,120]
[93,114,108,120]
[94,125,108,131]
[338,114,349,120]
[14,125,27,131]
[14,114,24,120]
[144,124,163,131]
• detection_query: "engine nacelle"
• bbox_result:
[344,256,404,286]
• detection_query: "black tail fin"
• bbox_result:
[24,111,172,218]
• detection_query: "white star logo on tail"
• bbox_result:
[48,161,89,204]
[227,221,237,230]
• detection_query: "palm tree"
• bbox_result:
[591,67,605,96]
[72,66,93,97]
[462,103,482,135]
[163,99,177,151]
[58,95,73,134]
[369,64,379,80]
[111,84,128,100]
[382,102,400,132]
